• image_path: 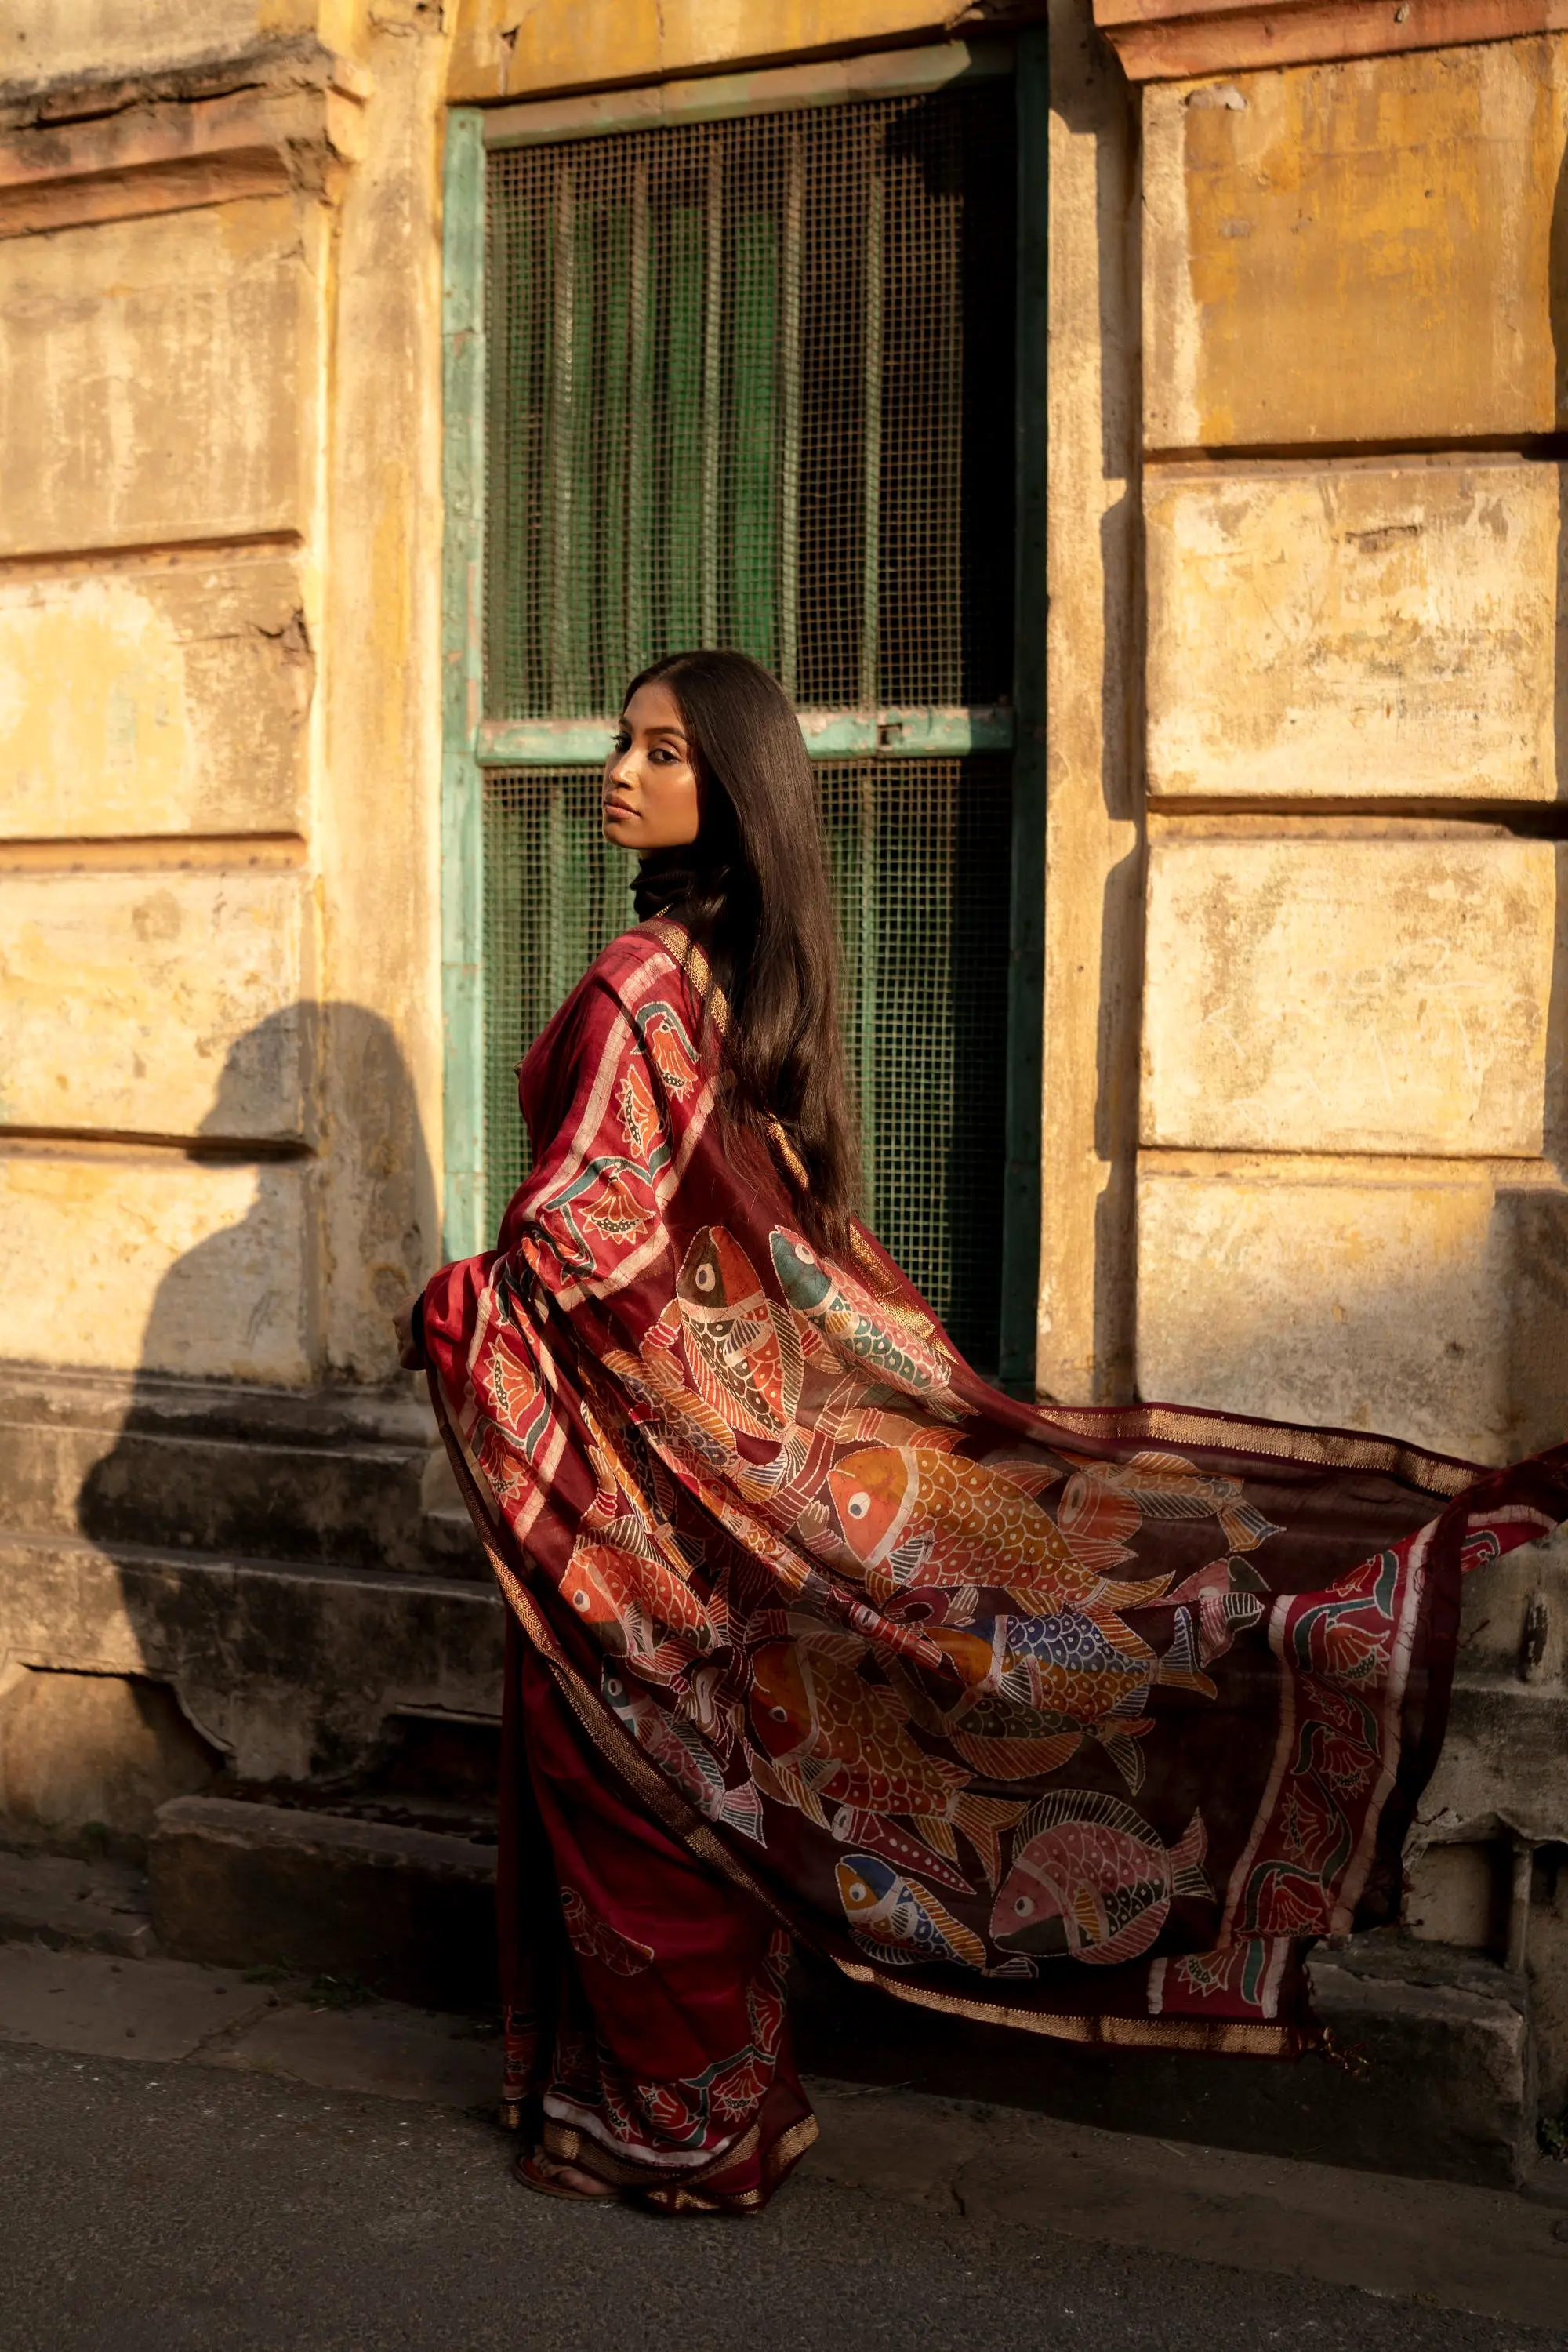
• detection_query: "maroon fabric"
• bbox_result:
[423,921,1568,2188]
[496,1619,815,2208]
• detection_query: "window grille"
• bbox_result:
[476,73,1019,1369]
[484,757,1011,1364]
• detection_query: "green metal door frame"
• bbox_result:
[441,104,488,1261]
[437,40,1047,1374]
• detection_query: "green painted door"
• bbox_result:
[462,68,1028,1374]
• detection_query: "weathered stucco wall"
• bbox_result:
[1136,32,1568,1474]
[1037,0,1142,1403]
[446,0,967,103]
[0,0,446,1388]
[1130,15,1568,2092]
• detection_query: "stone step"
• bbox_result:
[0,1361,483,1576]
[0,1526,504,1787]
[3,1780,1527,2197]
[149,1795,498,2013]
[792,1933,1536,2193]
[142,1789,1537,2192]
[0,1847,158,1959]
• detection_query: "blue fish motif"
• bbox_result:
[768,1229,949,1397]
[1003,1604,1213,1700]
[835,1853,989,1970]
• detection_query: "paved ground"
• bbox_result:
[2,1938,1567,2350]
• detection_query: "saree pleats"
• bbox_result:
[424,922,1568,2204]
[496,1619,817,2209]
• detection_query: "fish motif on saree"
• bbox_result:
[425,925,1568,2073]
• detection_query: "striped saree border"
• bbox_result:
[1036,1401,1479,1500]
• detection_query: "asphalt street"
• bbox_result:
[2,2039,1563,2352]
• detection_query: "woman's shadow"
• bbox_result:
[70,1002,486,1791]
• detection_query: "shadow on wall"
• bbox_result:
[5,1003,472,1849]
[83,1000,434,1396]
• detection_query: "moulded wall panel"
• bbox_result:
[1136,1163,1568,1465]
[0,869,310,1142]
[0,1152,314,1383]
[0,0,358,84]
[0,561,312,839]
[1143,40,1568,451]
[0,197,321,557]
[1146,463,1563,802]
[1142,838,1559,1156]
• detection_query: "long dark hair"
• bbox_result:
[623,648,859,1250]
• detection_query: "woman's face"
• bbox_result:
[603,681,700,852]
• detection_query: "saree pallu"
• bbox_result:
[424,921,1568,2207]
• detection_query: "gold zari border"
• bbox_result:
[1038,1401,1476,1500]
[829,1953,1294,2057]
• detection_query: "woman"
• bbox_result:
[405,648,1568,2212]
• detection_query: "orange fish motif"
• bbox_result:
[676,1228,803,1440]
[1058,1451,1283,1556]
[746,1634,1021,1883]
[748,1636,970,1819]
[558,1538,710,1656]
[990,1790,1210,1966]
[827,1445,1169,1615]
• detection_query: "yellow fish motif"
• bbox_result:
[827,1444,1170,1615]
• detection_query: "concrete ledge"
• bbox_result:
[0,1363,483,1577]
[794,1933,1534,2190]
[0,1849,156,1959]
[149,1797,497,2012]
[0,1530,504,1782]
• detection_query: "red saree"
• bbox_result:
[424,921,1568,2210]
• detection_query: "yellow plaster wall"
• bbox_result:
[313,27,450,1378]
[1138,1160,1568,1465]
[0,1152,315,1382]
[447,0,960,103]
[0,869,310,1139]
[0,562,312,840]
[1143,38,1568,452]
[0,0,456,1388]
[2,0,365,85]
[1136,31,1568,1464]
[1145,461,1565,804]
[0,198,325,559]
[1039,0,1142,1404]
[1142,837,1559,1157]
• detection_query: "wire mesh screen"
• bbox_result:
[485,760,1011,1366]
[485,85,1016,716]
